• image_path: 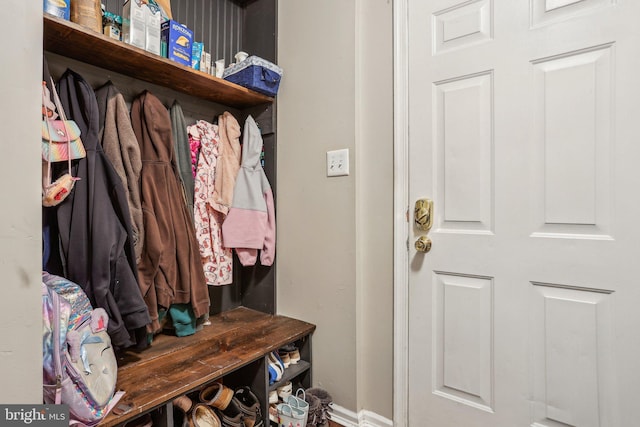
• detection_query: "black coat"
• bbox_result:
[51,69,150,348]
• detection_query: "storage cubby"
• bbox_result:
[101,308,314,426]
[268,336,313,395]
[42,1,314,425]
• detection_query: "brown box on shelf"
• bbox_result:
[70,0,102,33]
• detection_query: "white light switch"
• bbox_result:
[326,149,349,177]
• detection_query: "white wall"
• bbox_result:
[277,0,359,410]
[0,0,45,403]
[278,0,394,419]
[356,0,394,419]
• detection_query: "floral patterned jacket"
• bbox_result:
[190,120,234,285]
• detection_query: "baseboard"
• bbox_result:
[330,404,393,427]
[329,405,359,427]
[359,410,393,427]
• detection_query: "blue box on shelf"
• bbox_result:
[44,0,70,20]
[161,20,194,67]
[222,56,283,97]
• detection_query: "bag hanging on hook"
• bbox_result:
[41,79,81,207]
[41,78,86,162]
[42,120,85,162]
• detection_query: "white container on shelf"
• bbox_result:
[122,0,145,50]
[145,2,162,55]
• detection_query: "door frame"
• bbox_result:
[392,0,409,426]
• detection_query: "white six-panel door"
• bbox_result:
[406,1,640,426]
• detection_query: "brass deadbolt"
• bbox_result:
[414,199,433,232]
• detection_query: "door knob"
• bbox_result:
[415,236,432,253]
[414,199,433,231]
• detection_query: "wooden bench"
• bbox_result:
[102,307,316,426]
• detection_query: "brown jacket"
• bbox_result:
[95,82,144,262]
[131,91,209,332]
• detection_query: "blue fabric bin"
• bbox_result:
[223,56,283,97]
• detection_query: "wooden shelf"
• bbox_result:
[101,307,315,427]
[43,14,274,108]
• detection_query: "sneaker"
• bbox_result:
[279,343,297,353]
[278,350,291,368]
[277,381,293,401]
[288,348,301,365]
[279,344,301,365]
[268,351,285,385]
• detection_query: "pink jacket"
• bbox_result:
[222,116,275,266]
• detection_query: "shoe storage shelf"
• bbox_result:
[100,308,314,426]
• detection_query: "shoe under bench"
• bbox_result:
[101,307,315,426]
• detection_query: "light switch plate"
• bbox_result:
[326,149,349,177]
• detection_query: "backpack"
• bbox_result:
[42,272,124,426]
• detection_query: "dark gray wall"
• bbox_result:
[103,0,244,65]
[80,0,277,315]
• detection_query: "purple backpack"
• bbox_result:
[42,272,124,426]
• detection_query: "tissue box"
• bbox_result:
[145,2,162,55]
[122,0,146,50]
[223,56,283,97]
[44,0,70,20]
[161,20,194,66]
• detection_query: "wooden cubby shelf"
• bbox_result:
[102,307,315,427]
[43,14,274,108]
